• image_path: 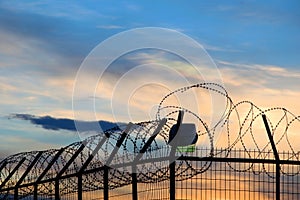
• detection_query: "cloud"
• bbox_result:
[212,1,298,26]
[96,25,124,29]
[217,60,300,100]
[0,5,96,69]
[201,42,242,53]
[125,4,141,12]
[10,114,123,132]
[0,0,109,20]
[86,49,224,122]
[76,49,300,125]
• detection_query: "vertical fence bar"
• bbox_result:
[132,119,167,200]
[262,114,280,200]
[33,184,38,200]
[79,134,110,199]
[78,174,83,200]
[275,162,280,200]
[55,179,60,200]
[169,161,176,200]
[132,165,138,200]
[54,143,86,200]
[13,188,18,200]
[169,146,176,200]
[104,166,109,200]
[34,148,65,200]
[168,111,183,200]
[103,123,133,200]
[77,135,108,200]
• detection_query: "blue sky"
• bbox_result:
[0,0,300,158]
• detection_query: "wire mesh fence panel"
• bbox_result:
[35,181,55,200]
[175,160,277,200]
[137,179,170,200]
[83,190,103,200]
[59,177,78,200]
[0,149,300,200]
[108,185,132,200]
[281,164,300,200]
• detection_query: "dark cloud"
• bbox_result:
[10,114,122,132]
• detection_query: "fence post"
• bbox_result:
[33,184,38,200]
[169,147,176,200]
[103,123,134,200]
[78,174,82,200]
[262,114,280,200]
[33,148,64,200]
[168,111,184,200]
[169,162,176,200]
[14,152,43,200]
[0,158,25,200]
[132,165,138,200]
[104,166,109,200]
[131,119,167,200]
[55,179,60,200]
[53,143,86,200]
[14,188,18,200]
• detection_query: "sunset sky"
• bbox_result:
[0,0,300,158]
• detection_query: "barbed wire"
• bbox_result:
[0,82,299,197]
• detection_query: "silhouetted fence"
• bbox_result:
[1,146,300,200]
[1,83,300,199]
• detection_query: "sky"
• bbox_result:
[0,0,300,158]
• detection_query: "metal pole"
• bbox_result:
[78,174,82,200]
[55,179,60,200]
[169,162,176,200]
[169,147,176,200]
[168,111,183,200]
[132,165,138,200]
[131,119,166,200]
[33,148,64,200]
[103,123,133,200]
[14,188,18,200]
[14,152,43,200]
[103,166,109,200]
[262,114,280,200]
[276,163,280,200]
[33,184,38,200]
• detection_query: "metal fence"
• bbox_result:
[1,83,300,200]
[0,147,299,200]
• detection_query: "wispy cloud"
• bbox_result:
[202,42,242,53]
[96,25,124,29]
[74,50,300,124]
[217,60,300,112]
[124,3,141,12]
[0,1,109,20]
